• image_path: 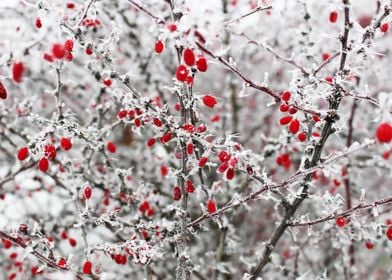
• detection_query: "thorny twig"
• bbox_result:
[223,6,272,27]
[289,196,392,227]
[187,139,375,229]
[0,231,83,280]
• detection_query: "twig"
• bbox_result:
[54,64,64,120]
[0,231,83,280]
[240,32,308,75]
[289,196,392,227]
[195,42,321,117]
[127,0,166,24]
[313,52,339,76]
[187,139,375,229]
[344,100,357,267]
[223,6,272,27]
[75,0,96,28]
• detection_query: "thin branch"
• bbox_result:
[127,0,166,24]
[196,42,279,101]
[54,64,64,120]
[240,32,308,75]
[75,0,96,28]
[313,52,339,76]
[344,99,357,267]
[0,231,83,280]
[187,139,375,229]
[223,6,272,27]
[289,196,392,227]
[195,42,321,117]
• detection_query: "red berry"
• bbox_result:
[218,151,230,162]
[146,208,154,217]
[0,82,7,99]
[279,116,293,125]
[183,48,195,66]
[155,40,164,54]
[182,124,195,133]
[387,227,392,240]
[117,110,127,119]
[376,122,392,143]
[288,106,297,114]
[107,141,117,153]
[325,76,333,83]
[44,145,56,159]
[207,199,217,213]
[52,43,66,59]
[43,53,54,62]
[69,238,77,247]
[226,168,235,180]
[298,132,307,142]
[329,11,338,23]
[60,138,72,151]
[289,119,300,134]
[3,239,12,249]
[153,118,162,127]
[322,52,331,61]
[160,132,173,144]
[134,118,141,127]
[199,157,208,168]
[359,15,372,28]
[218,161,229,173]
[64,39,74,52]
[61,231,68,239]
[168,23,177,32]
[336,217,347,227]
[185,75,193,85]
[146,138,156,147]
[127,110,135,118]
[35,17,42,29]
[365,240,374,250]
[186,179,195,193]
[160,165,168,177]
[12,62,24,83]
[313,115,320,123]
[202,95,217,108]
[38,158,49,172]
[84,185,92,199]
[86,47,93,55]
[281,91,291,102]
[9,252,17,259]
[196,55,208,72]
[172,186,182,201]
[57,258,67,267]
[17,147,29,161]
[176,65,188,82]
[65,52,73,61]
[196,124,207,133]
[66,2,75,9]
[280,103,289,112]
[380,23,389,33]
[174,102,181,111]
[139,201,150,213]
[83,260,92,274]
[103,79,112,87]
[31,266,43,275]
[186,143,194,155]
